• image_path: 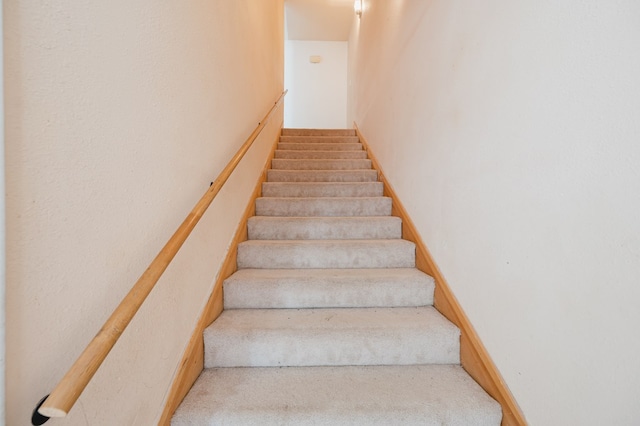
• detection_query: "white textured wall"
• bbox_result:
[349,1,640,425]
[285,40,347,128]
[1,3,6,421]
[4,1,283,424]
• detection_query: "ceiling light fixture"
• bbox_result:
[354,0,363,17]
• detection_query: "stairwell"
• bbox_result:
[172,128,502,425]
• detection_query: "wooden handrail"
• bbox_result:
[34,90,287,421]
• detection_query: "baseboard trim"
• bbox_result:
[354,123,526,426]
[157,128,282,425]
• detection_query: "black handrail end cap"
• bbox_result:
[31,395,50,425]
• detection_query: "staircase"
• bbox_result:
[172,128,502,425]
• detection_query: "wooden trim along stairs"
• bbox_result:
[158,127,283,425]
[354,123,527,426]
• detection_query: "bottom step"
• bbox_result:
[172,364,502,425]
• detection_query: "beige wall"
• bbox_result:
[349,1,640,424]
[1,2,5,420]
[4,1,283,424]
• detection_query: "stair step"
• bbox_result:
[282,128,356,136]
[267,169,378,182]
[203,306,460,368]
[274,149,367,159]
[237,239,415,269]
[248,216,401,240]
[174,126,502,424]
[223,268,434,309]
[255,197,391,217]
[278,142,363,151]
[271,158,372,170]
[171,364,502,425]
[262,182,383,198]
[280,135,360,144]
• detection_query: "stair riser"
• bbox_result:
[204,308,460,368]
[237,240,415,269]
[224,282,433,309]
[248,216,402,240]
[280,136,360,144]
[255,197,392,217]
[224,274,434,309]
[206,333,459,368]
[271,159,372,170]
[267,170,378,182]
[261,182,383,198]
[278,143,363,151]
[282,128,356,136]
[225,284,433,309]
[274,150,368,160]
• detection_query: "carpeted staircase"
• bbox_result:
[172,128,502,425]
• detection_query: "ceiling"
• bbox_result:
[285,0,355,41]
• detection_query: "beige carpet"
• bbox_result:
[172,128,502,425]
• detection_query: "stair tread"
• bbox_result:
[226,267,432,281]
[262,182,383,197]
[204,306,460,367]
[248,216,402,240]
[224,268,434,309]
[172,364,502,425]
[255,196,392,217]
[239,238,414,246]
[278,142,363,151]
[274,150,367,159]
[267,169,378,182]
[257,195,389,200]
[271,158,372,170]
[279,135,360,144]
[237,239,416,269]
[208,306,451,332]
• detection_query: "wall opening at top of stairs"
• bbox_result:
[283,1,352,129]
[284,40,348,129]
